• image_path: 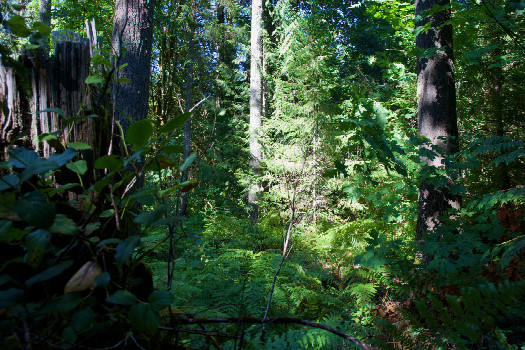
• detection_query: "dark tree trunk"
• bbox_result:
[111,0,155,136]
[248,0,264,222]
[415,0,461,241]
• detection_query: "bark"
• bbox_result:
[180,12,195,217]
[415,0,461,241]
[111,0,155,135]
[248,0,264,222]
[39,0,51,26]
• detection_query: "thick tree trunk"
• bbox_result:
[111,0,155,135]
[415,0,461,241]
[39,0,51,26]
[249,0,264,222]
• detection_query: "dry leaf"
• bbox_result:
[64,261,102,294]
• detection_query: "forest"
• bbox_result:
[0,0,524,348]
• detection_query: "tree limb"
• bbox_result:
[166,316,378,350]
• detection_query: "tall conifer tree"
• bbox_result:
[249,0,264,221]
[415,0,461,240]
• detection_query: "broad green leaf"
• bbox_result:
[49,148,77,166]
[160,112,191,134]
[148,290,174,312]
[36,293,82,314]
[99,209,114,218]
[92,54,111,67]
[25,229,51,267]
[49,183,80,196]
[36,108,66,118]
[114,236,140,265]
[9,147,39,168]
[94,272,110,288]
[38,132,58,141]
[62,114,98,126]
[26,260,73,286]
[180,153,197,172]
[6,15,31,37]
[0,220,24,244]
[0,174,19,191]
[126,119,154,150]
[49,214,77,235]
[72,307,96,332]
[93,178,112,192]
[129,303,160,334]
[97,238,122,247]
[11,4,26,10]
[20,158,59,181]
[32,21,51,36]
[134,205,166,226]
[67,142,92,150]
[61,326,76,348]
[66,160,87,175]
[162,144,184,154]
[106,290,138,305]
[85,76,103,84]
[94,155,123,172]
[85,222,100,236]
[14,192,56,228]
[0,288,24,308]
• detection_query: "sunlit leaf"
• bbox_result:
[32,21,51,36]
[67,142,92,150]
[160,112,191,134]
[66,160,87,175]
[180,153,197,172]
[85,76,103,84]
[6,15,31,37]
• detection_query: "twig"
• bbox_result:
[166,317,378,350]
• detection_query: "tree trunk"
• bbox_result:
[180,11,195,217]
[415,0,461,241]
[111,0,155,136]
[248,0,264,222]
[39,0,51,26]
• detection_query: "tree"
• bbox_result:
[111,0,155,136]
[415,0,461,241]
[248,0,264,222]
[38,0,51,26]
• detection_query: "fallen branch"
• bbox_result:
[166,316,378,350]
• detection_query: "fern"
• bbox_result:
[382,280,525,348]
[485,235,525,270]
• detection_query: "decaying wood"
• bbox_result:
[0,30,106,168]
